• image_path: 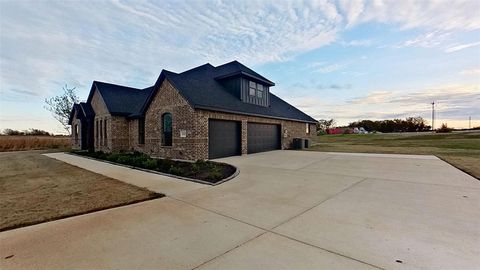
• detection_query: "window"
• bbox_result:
[138,118,145,144]
[99,120,103,145]
[95,120,98,144]
[249,81,256,96]
[248,81,264,98]
[104,119,107,142]
[256,84,263,98]
[306,123,310,134]
[74,124,78,141]
[162,113,172,146]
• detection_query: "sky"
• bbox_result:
[1,0,479,134]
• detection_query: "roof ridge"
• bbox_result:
[178,63,213,74]
[214,60,240,68]
[93,80,141,91]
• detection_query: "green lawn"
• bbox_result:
[310,131,480,179]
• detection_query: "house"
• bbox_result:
[68,61,317,160]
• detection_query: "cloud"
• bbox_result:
[1,0,480,132]
[444,41,480,53]
[291,82,351,90]
[306,84,480,127]
[348,91,393,104]
[0,0,345,99]
[340,39,372,47]
[398,31,452,48]
[9,89,39,96]
[348,85,480,107]
[2,0,479,100]
[460,69,480,76]
[338,0,480,31]
[314,63,347,73]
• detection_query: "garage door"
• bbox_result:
[247,123,281,154]
[208,119,241,159]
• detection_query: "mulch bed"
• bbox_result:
[73,151,237,184]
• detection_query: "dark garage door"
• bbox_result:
[247,123,281,154]
[208,119,241,159]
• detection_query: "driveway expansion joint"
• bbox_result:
[168,180,385,270]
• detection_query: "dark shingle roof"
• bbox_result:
[214,60,275,86]
[90,81,154,116]
[82,61,316,123]
[68,102,94,124]
[79,102,94,118]
[152,62,316,123]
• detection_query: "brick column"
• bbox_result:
[241,120,248,155]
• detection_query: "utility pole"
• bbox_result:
[431,102,435,131]
[469,116,471,129]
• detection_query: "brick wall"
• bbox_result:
[133,79,316,160]
[86,80,316,159]
[142,79,200,160]
[110,116,129,152]
[70,113,82,149]
[91,89,113,152]
[195,110,316,159]
[128,118,145,152]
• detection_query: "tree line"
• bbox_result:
[348,117,431,132]
[317,117,432,134]
[2,128,53,136]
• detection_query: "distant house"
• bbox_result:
[68,61,317,160]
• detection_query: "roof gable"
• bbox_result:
[143,62,317,123]
[214,61,275,86]
[78,61,316,123]
[68,102,94,125]
[86,81,154,116]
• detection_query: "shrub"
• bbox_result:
[116,155,132,165]
[436,123,453,133]
[158,158,174,172]
[207,166,223,181]
[191,163,200,174]
[169,166,185,176]
[142,159,157,170]
[106,153,121,162]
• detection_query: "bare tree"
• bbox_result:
[316,119,336,134]
[44,85,79,134]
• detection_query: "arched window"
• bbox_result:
[162,113,172,146]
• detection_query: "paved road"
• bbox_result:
[1,151,479,269]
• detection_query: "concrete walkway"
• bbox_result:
[1,151,479,269]
[43,152,206,196]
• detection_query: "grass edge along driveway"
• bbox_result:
[310,131,480,180]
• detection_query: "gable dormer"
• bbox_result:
[214,61,275,107]
[241,77,270,107]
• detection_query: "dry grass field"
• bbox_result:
[0,135,70,152]
[0,151,163,231]
[310,131,480,179]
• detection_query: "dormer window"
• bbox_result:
[257,85,264,98]
[249,81,264,98]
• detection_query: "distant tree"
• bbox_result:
[317,119,336,135]
[2,129,24,135]
[436,123,453,133]
[26,129,51,136]
[349,117,430,133]
[2,128,52,136]
[44,85,79,134]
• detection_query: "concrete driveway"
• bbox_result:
[1,151,479,269]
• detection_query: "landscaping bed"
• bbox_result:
[72,151,237,184]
